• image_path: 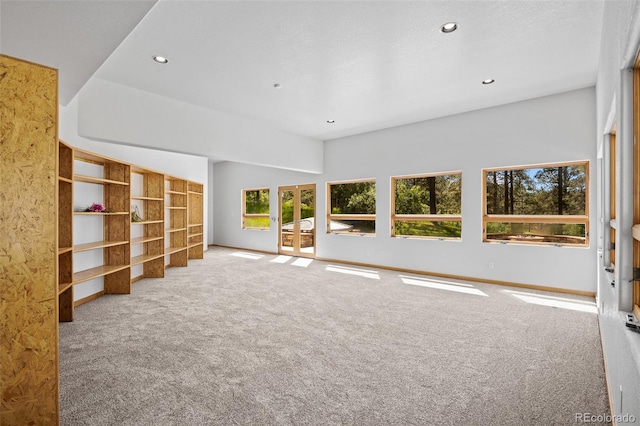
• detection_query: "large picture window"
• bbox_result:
[327,180,376,234]
[391,172,462,239]
[483,161,589,246]
[242,188,270,229]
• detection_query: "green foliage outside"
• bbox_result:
[245,217,270,229]
[486,222,585,238]
[394,174,461,215]
[245,189,270,214]
[395,221,461,238]
[486,165,586,215]
[392,174,461,238]
[281,189,315,224]
[244,189,270,229]
[330,181,376,214]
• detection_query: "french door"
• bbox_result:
[278,184,316,258]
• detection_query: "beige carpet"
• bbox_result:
[59,247,610,425]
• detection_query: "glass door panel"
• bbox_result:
[299,188,315,256]
[280,189,295,254]
[279,184,315,258]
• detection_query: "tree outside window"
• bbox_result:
[483,162,588,246]
[392,172,462,239]
[327,180,376,234]
[242,188,270,229]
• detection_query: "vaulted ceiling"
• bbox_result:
[1,0,604,143]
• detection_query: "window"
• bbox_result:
[609,127,616,266]
[242,188,270,229]
[327,180,376,234]
[633,54,640,321]
[391,172,462,239]
[483,161,589,246]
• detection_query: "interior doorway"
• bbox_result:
[279,184,316,258]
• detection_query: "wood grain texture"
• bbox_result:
[187,182,204,259]
[0,54,59,424]
[58,141,73,180]
[58,180,73,250]
[58,287,73,323]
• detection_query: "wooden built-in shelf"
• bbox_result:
[166,227,187,233]
[131,253,165,266]
[58,246,73,255]
[73,264,130,285]
[130,236,164,245]
[74,211,129,216]
[165,246,188,255]
[74,240,128,252]
[74,174,129,186]
[55,141,203,322]
[131,196,164,201]
[58,282,73,295]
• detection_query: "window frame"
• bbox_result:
[241,187,270,230]
[632,54,640,321]
[326,178,376,235]
[390,170,462,240]
[482,160,590,247]
[609,126,616,266]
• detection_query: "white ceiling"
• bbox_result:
[0,0,157,105]
[2,0,605,141]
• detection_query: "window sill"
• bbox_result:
[394,235,461,241]
[328,232,375,237]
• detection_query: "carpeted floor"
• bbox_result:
[59,247,611,425]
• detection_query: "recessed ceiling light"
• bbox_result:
[327,120,335,124]
[153,55,169,64]
[273,83,281,89]
[440,22,458,33]
[482,79,495,85]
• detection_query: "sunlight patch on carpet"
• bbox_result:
[504,290,597,313]
[400,275,488,297]
[271,255,293,264]
[326,265,380,280]
[292,258,314,267]
[230,251,264,260]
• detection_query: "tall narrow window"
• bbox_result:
[610,127,616,266]
[327,180,376,235]
[391,172,462,239]
[483,161,589,246]
[632,53,640,321]
[242,188,270,229]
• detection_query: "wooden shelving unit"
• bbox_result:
[53,143,204,322]
[188,181,204,259]
[130,166,165,281]
[58,140,74,322]
[165,176,188,267]
[73,149,131,294]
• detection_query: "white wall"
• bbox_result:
[77,78,324,173]
[60,96,209,302]
[595,0,640,420]
[213,87,597,294]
